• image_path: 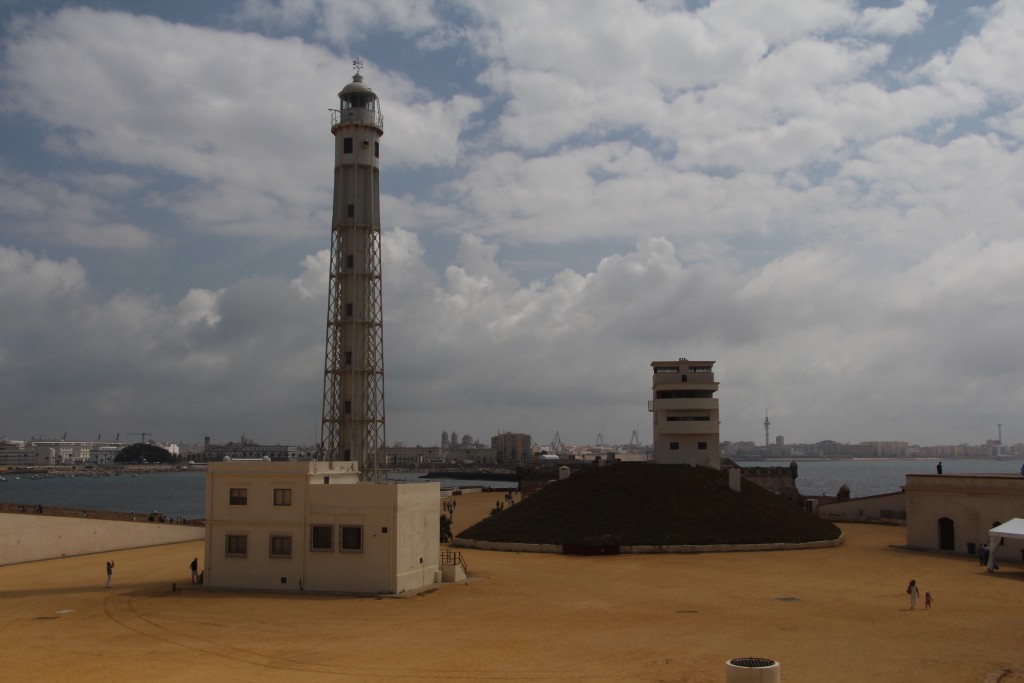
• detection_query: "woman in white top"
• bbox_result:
[906,579,919,610]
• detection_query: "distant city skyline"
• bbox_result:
[3,427,1019,453]
[2,1,1023,449]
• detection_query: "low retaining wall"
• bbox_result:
[452,539,563,553]
[0,513,205,565]
[453,533,844,554]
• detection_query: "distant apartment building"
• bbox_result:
[0,441,56,466]
[443,447,497,465]
[491,432,533,465]
[202,437,303,462]
[383,446,445,468]
[23,439,131,465]
[204,459,440,594]
[27,440,94,465]
[650,358,720,469]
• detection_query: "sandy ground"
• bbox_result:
[0,491,1021,682]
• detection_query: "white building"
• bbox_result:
[204,459,441,594]
[0,441,55,466]
[650,359,721,468]
[905,473,1024,565]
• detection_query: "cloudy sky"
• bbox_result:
[2,0,1022,449]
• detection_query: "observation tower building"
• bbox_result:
[321,66,385,479]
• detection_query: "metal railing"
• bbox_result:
[440,549,467,574]
[330,108,384,129]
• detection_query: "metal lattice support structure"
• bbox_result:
[321,70,385,481]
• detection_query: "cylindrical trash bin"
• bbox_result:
[726,657,780,683]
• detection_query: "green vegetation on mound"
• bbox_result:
[115,443,175,464]
[459,462,840,546]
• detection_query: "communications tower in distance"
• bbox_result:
[763,410,771,448]
[321,62,385,480]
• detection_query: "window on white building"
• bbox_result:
[340,525,363,552]
[269,535,292,558]
[225,534,247,557]
[311,525,333,551]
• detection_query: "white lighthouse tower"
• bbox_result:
[321,62,385,479]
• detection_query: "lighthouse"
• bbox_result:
[321,63,385,479]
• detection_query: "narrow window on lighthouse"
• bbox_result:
[345,303,353,316]
[343,137,353,153]
[374,142,379,158]
[347,203,355,218]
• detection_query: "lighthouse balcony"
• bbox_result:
[331,108,384,130]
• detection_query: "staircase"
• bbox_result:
[440,548,468,582]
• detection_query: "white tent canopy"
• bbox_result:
[987,518,1024,570]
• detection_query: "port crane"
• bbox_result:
[127,432,152,444]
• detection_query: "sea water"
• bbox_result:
[2,459,1021,518]
[0,471,208,519]
[736,458,1024,498]
[0,470,515,519]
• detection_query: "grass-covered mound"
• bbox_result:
[459,462,840,546]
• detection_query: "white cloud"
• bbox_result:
[2,7,482,242]
[0,165,153,249]
[858,0,934,36]
[918,0,1024,96]
[2,0,1023,450]
[0,245,324,442]
[237,0,444,45]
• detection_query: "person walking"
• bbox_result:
[105,560,115,588]
[190,558,199,584]
[924,592,933,610]
[906,579,919,610]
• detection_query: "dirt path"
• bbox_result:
[0,491,1020,682]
